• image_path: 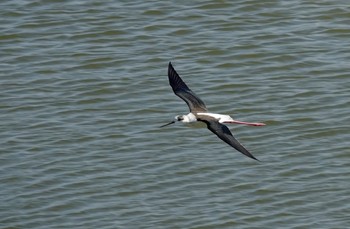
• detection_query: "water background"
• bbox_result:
[1,1,350,228]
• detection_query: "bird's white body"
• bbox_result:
[180,112,265,126]
[197,112,234,123]
[181,112,233,123]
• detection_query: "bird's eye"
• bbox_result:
[177,116,183,121]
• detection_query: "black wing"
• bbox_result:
[168,62,207,113]
[205,120,259,161]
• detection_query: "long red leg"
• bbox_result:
[223,120,266,126]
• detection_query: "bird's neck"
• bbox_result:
[182,113,197,123]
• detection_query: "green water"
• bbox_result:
[1,1,349,228]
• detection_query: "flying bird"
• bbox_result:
[161,62,265,161]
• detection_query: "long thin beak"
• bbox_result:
[160,121,175,128]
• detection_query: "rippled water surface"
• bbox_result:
[1,0,350,228]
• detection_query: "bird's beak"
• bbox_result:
[160,120,175,128]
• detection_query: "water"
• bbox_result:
[1,0,350,228]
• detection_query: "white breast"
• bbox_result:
[183,113,197,123]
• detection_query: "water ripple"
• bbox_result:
[1,0,350,228]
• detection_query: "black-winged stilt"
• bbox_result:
[161,62,265,161]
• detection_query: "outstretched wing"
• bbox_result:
[205,120,259,161]
[168,62,207,113]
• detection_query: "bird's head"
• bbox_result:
[175,115,184,121]
[159,115,184,128]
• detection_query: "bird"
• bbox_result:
[160,62,266,161]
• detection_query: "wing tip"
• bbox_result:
[168,61,174,75]
[249,154,260,161]
[239,146,260,161]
